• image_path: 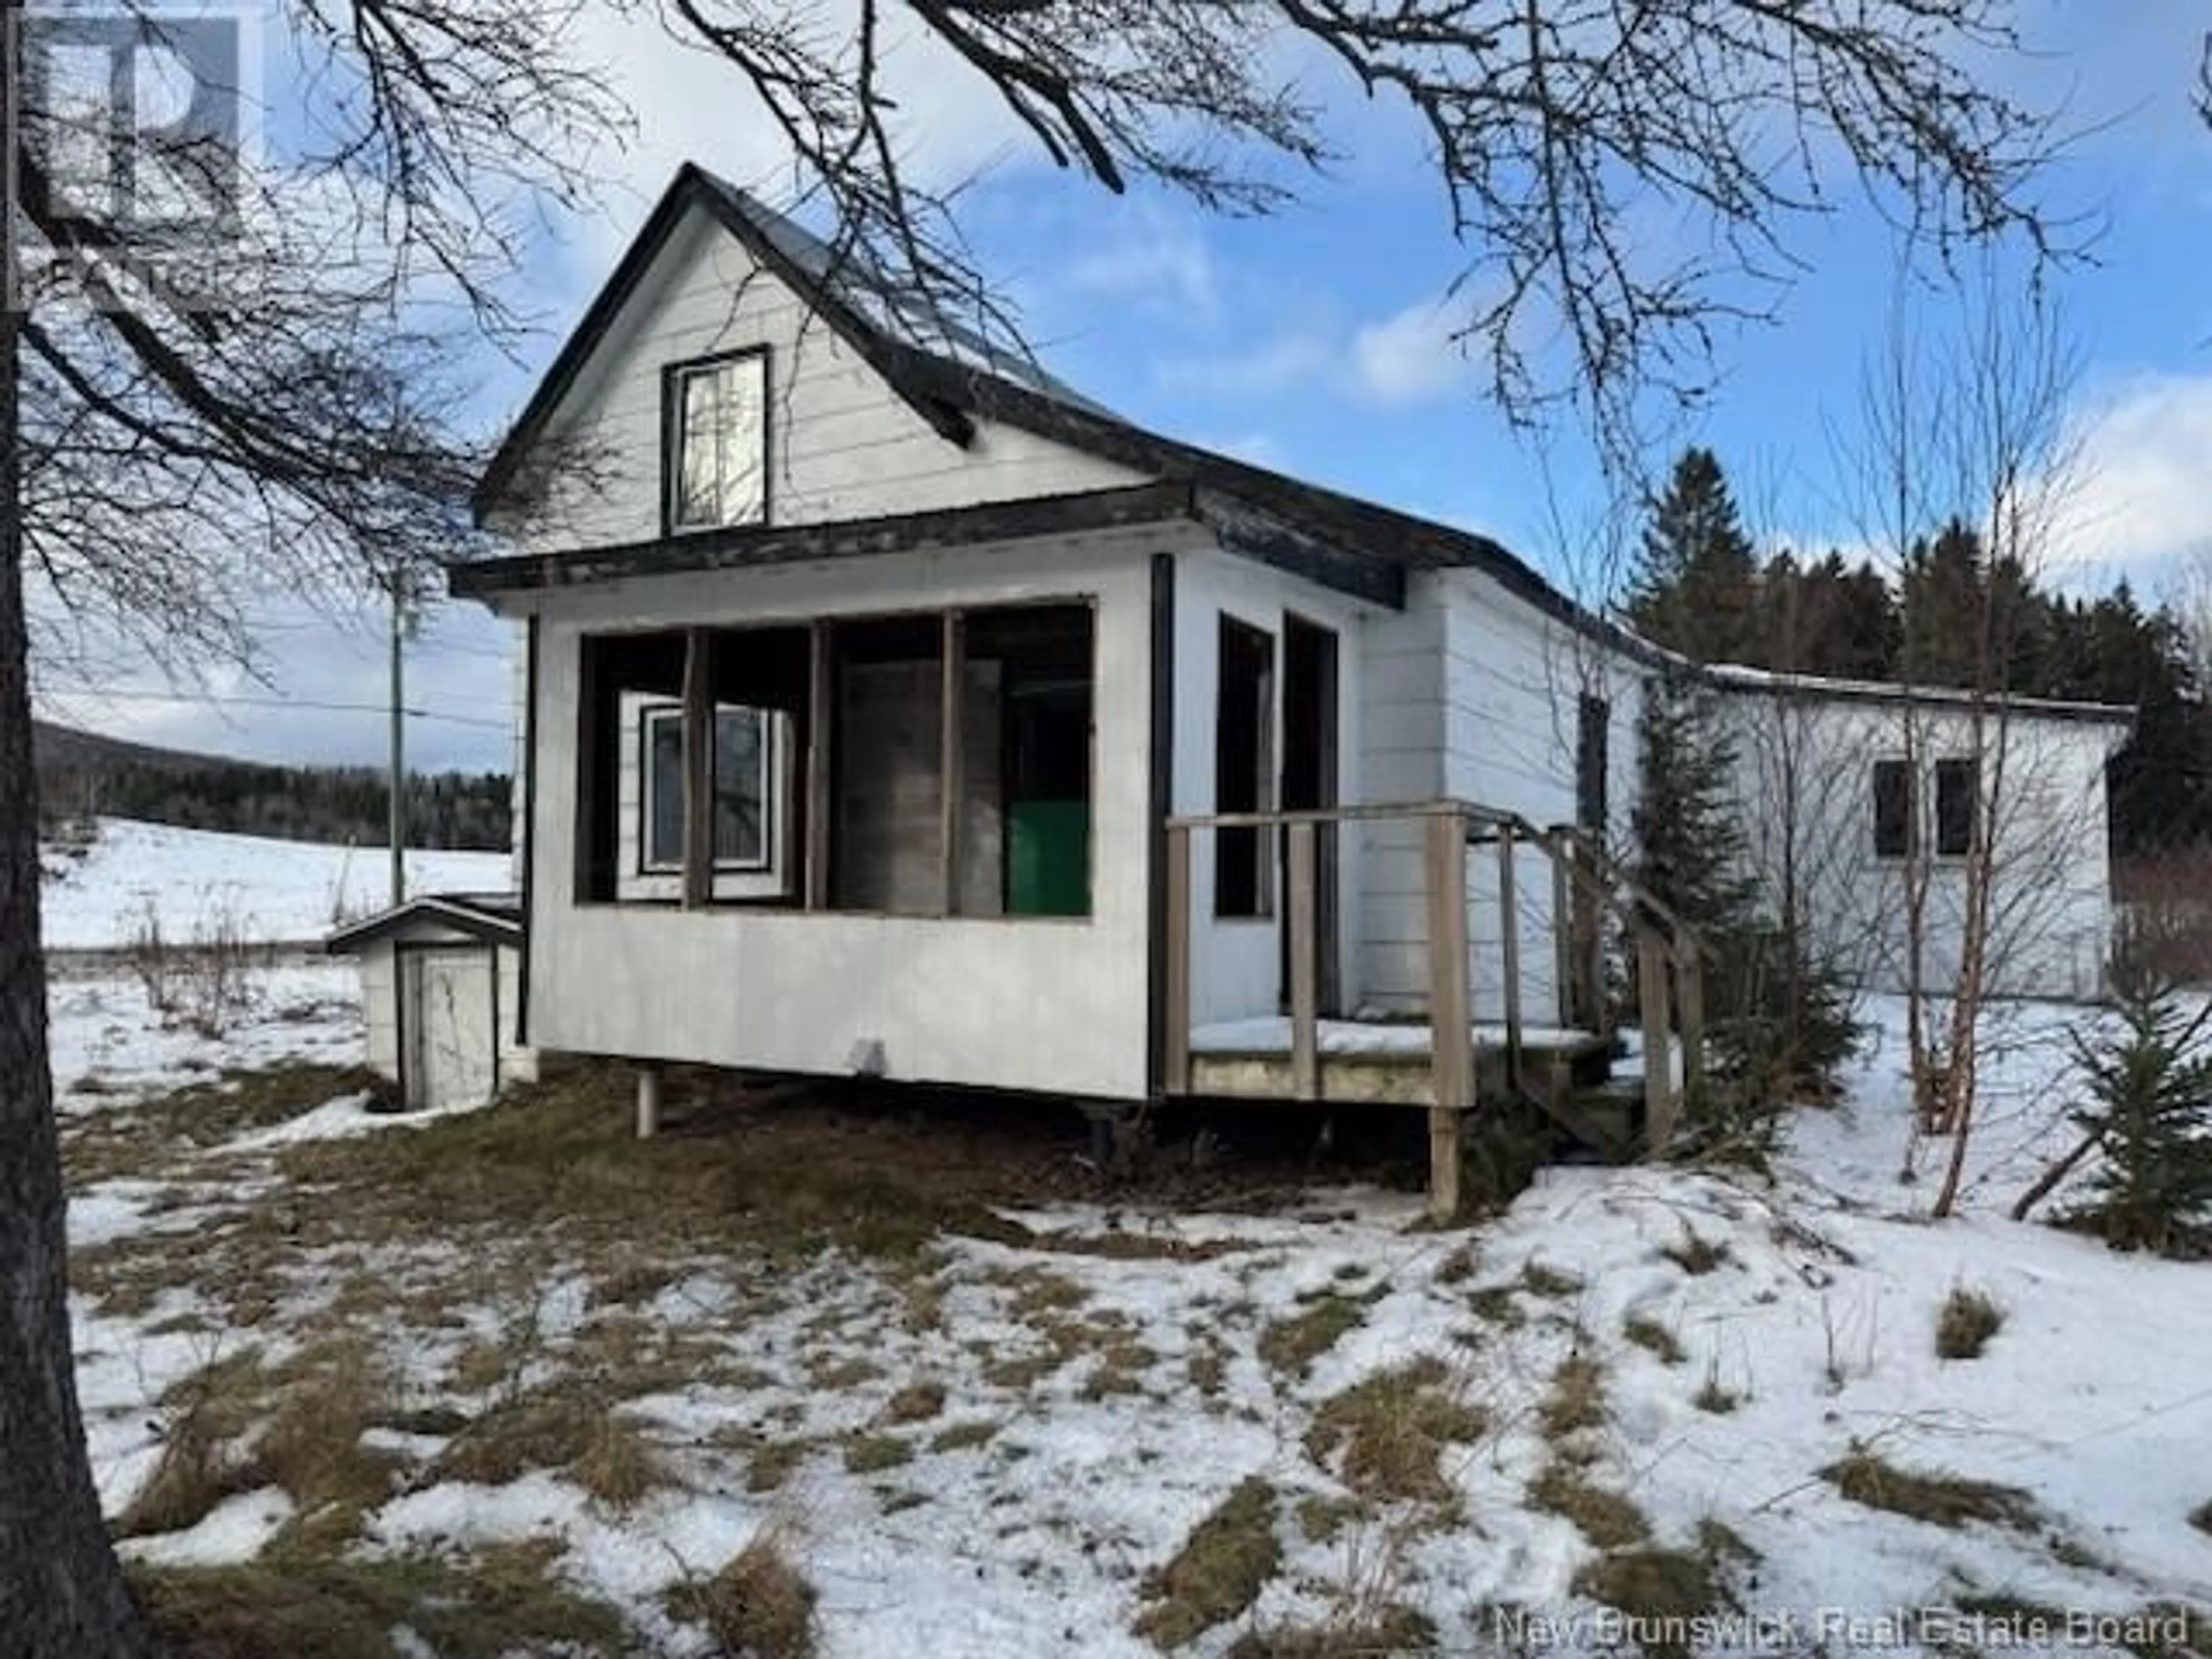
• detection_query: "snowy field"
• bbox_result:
[51,965,2212,1656]
[40,817,510,950]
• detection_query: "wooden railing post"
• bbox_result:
[1497,821,1522,1092]
[1637,926,1676,1153]
[1424,811,1474,1221]
[1287,822,1320,1100]
[1676,949,1706,1108]
[680,627,713,911]
[1552,838,1577,1029]
[1163,824,1193,1094]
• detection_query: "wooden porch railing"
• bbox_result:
[1161,800,1706,1161]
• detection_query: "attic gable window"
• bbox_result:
[667,351,768,532]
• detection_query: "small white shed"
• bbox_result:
[327,893,535,1111]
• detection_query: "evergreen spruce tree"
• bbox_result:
[1625,448,1762,665]
[1626,446,1865,1152]
[2065,962,2212,1256]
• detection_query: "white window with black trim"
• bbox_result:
[641,703,774,874]
[667,351,768,532]
[611,683,791,903]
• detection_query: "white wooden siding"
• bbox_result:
[1359,570,1646,1025]
[1169,547,1373,1028]
[493,213,1143,555]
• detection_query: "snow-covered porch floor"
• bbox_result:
[1190,1015,1605,1062]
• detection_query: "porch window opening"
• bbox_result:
[1215,615,1275,919]
[641,703,773,873]
[827,604,1096,919]
[830,616,947,914]
[574,625,809,904]
[968,605,1094,918]
[668,352,768,531]
[1935,756,1978,858]
[1872,758,1913,860]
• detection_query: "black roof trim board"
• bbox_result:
[325,892,524,953]
[450,482,1205,600]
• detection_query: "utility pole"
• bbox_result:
[388,573,405,907]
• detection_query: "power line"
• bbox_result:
[34,686,511,730]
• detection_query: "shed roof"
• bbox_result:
[325,892,523,953]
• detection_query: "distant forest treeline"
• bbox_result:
[33,722,511,850]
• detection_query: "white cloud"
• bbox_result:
[1060,209,1219,317]
[1154,291,1476,408]
[1153,329,1337,397]
[1349,296,1469,407]
[2048,373,2212,575]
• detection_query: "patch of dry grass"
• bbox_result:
[245,1343,401,1552]
[841,1433,914,1475]
[134,1544,630,1659]
[1133,1477,1284,1649]
[573,1414,673,1512]
[1660,1233,1731,1276]
[1623,1315,1686,1365]
[1224,1607,1439,1658]
[429,1382,604,1487]
[927,1420,999,1455]
[1257,1289,1373,1377]
[1294,1494,1361,1545]
[1529,1463,1651,1549]
[1935,1286,2006,1361]
[63,1062,381,1187]
[880,1380,947,1425]
[1520,1260,1584,1298]
[1539,1353,1607,1440]
[669,1529,819,1659]
[1823,1448,2040,1532]
[1303,1358,1486,1506]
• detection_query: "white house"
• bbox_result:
[441,163,2130,1211]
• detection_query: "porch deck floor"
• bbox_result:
[1188,1015,1605,1062]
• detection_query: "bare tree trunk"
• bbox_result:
[0,0,154,1641]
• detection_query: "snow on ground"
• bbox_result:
[40,816,509,950]
[54,978,2212,1657]
[50,960,364,1108]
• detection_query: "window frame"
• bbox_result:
[1934,755,1979,860]
[661,347,772,536]
[1872,756,1914,862]
[637,700,776,877]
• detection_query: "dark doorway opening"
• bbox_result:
[1279,615,1340,1013]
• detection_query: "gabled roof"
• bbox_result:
[325,892,523,953]
[465,162,1580,617]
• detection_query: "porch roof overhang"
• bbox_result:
[445,480,1412,609]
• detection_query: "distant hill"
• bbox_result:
[33,721,511,851]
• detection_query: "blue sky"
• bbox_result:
[37,1,2212,774]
